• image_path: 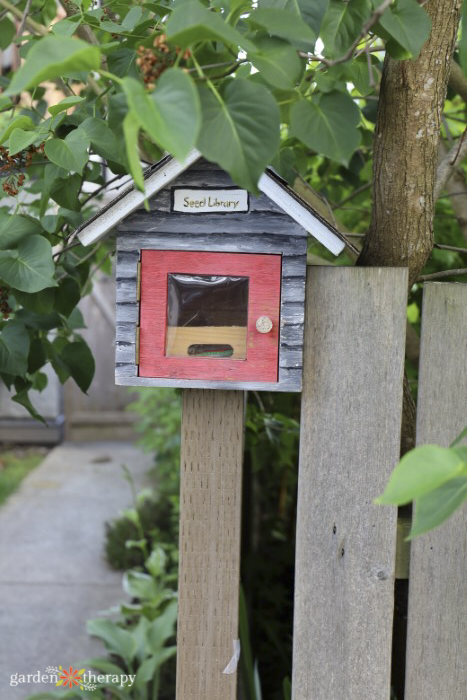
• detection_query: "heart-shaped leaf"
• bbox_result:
[321,0,371,57]
[290,91,361,165]
[0,235,57,292]
[377,0,431,59]
[122,69,200,161]
[6,36,100,95]
[45,129,90,174]
[48,95,86,116]
[197,79,280,191]
[166,0,256,52]
[0,322,30,375]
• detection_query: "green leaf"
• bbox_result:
[166,0,256,52]
[150,69,200,157]
[122,69,200,161]
[48,96,86,116]
[52,17,82,37]
[248,8,316,46]
[298,0,329,34]
[6,37,100,95]
[147,600,178,650]
[345,55,380,96]
[55,277,81,317]
[78,117,119,161]
[0,215,42,249]
[122,6,143,30]
[249,38,303,90]
[378,0,431,60]
[45,129,90,174]
[410,476,467,538]
[0,116,36,145]
[14,288,56,314]
[450,424,467,447]
[49,173,82,211]
[321,0,371,57]
[87,618,138,662]
[0,17,15,50]
[123,569,159,600]
[107,48,139,79]
[123,111,144,191]
[376,444,467,506]
[8,128,39,155]
[290,91,361,165]
[0,322,30,375]
[28,337,47,373]
[197,79,280,191]
[261,0,329,35]
[61,338,95,393]
[0,236,57,292]
[12,380,46,424]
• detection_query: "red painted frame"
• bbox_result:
[139,250,282,382]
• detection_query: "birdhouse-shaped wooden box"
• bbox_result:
[76,152,347,392]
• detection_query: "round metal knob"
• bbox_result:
[256,316,273,333]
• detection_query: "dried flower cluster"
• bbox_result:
[0,143,44,196]
[0,286,11,320]
[136,35,191,90]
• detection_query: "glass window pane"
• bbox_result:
[166,274,249,359]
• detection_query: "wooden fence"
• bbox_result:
[174,267,466,700]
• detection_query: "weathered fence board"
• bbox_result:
[176,390,244,700]
[292,267,408,700]
[405,283,467,700]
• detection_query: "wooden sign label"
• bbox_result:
[172,188,249,213]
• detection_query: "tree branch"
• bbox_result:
[417,267,467,282]
[16,0,33,38]
[0,0,45,34]
[322,0,393,67]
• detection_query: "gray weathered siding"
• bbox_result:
[115,165,307,391]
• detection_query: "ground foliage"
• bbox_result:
[0,0,464,416]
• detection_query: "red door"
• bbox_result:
[139,250,281,382]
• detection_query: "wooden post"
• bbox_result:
[292,267,408,700]
[176,389,244,700]
[405,283,467,700]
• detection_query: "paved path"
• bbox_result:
[0,442,153,700]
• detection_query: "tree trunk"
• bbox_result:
[358,0,462,453]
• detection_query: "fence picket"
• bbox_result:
[292,267,408,700]
[405,283,467,700]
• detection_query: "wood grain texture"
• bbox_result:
[405,283,467,700]
[293,267,408,700]
[115,365,302,391]
[177,389,244,700]
[117,211,305,237]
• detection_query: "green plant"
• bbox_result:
[127,388,181,500]
[105,492,178,573]
[0,448,45,506]
[377,426,467,538]
[84,546,177,700]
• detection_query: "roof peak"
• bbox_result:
[73,150,353,256]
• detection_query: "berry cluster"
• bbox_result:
[136,35,191,90]
[0,143,44,197]
[0,286,11,320]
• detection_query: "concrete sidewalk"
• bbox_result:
[0,442,154,700]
